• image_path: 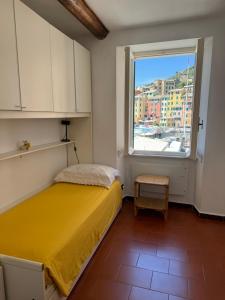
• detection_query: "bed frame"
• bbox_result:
[0,205,121,300]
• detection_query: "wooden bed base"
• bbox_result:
[0,205,121,300]
[0,266,5,300]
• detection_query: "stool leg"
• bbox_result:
[134,205,138,216]
[134,182,140,198]
[164,210,168,220]
[164,185,169,220]
[134,182,140,217]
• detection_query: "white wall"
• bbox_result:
[0,118,92,212]
[68,117,93,165]
[0,119,67,212]
[0,117,93,212]
[79,15,225,214]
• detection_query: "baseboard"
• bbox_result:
[193,204,225,220]
[123,196,225,221]
[168,202,193,209]
[0,266,5,300]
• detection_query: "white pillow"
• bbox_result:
[54,164,120,188]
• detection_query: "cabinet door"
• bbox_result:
[14,0,53,112]
[0,0,21,110]
[50,26,75,112]
[74,41,92,113]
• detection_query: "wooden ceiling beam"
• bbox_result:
[57,0,109,39]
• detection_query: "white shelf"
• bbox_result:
[0,140,75,161]
[0,111,90,119]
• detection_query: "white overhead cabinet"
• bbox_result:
[74,41,92,113]
[0,0,92,117]
[14,0,53,112]
[0,0,21,110]
[50,26,75,113]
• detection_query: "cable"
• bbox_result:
[73,143,80,164]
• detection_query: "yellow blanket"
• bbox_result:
[0,181,122,296]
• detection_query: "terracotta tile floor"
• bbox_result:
[68,200,225,300]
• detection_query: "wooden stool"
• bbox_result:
[134,175,170,220]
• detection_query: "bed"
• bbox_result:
[0,179,122,300]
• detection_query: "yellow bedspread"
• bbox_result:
[0,181,122,296]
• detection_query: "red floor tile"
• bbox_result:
[137,254,170,273]
[202,260,225,283]
[68,275,95,300]
[87,258,121,280]
[116,265,152,288]
[157,246,188,262]
[169,260,204,279]
[188,278,208,300]
[187,247,224,265]
[87,279,131,300]
[68,200,225,300]
[129,286,168,300]
[169,296,186,300]
[128,240,158,255]
[106,250,139,267]
[151,272,188,298]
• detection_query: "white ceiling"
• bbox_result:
[22,0,225,39]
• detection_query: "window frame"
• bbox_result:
[125,38,204,159]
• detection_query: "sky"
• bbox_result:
[135,54,195,87]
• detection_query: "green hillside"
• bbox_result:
[170,66,195,82]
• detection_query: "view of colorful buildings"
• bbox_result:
[134,66,195,154]
[135,81,193,127]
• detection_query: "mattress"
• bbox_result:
[0,180,122,296]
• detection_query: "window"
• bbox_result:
[126,39,203,158]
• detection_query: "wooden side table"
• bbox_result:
[134,175,170,219]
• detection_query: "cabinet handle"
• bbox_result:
[14,105,21,108]
[22,106,27,109]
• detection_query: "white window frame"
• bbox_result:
[125,38,204,159]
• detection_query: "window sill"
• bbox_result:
[128,149,192,159]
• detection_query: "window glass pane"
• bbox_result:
[133,53,196,156]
